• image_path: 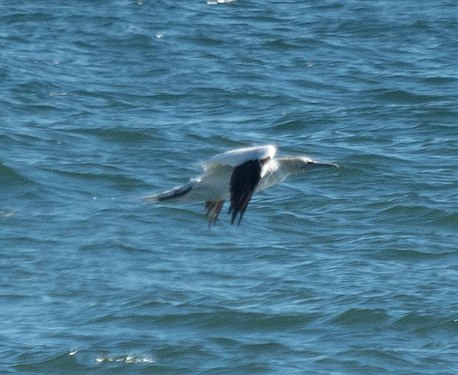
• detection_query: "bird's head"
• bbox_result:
[280,156,338,175]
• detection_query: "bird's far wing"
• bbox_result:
[145,178,200,202]
[228,159,262,225]
[202,145,276,170]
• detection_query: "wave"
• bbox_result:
[0,163,34,186]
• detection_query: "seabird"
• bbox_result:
[148,145,337,226]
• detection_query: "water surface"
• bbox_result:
[1,1,457,374]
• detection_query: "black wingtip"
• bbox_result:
[228,159,262,226]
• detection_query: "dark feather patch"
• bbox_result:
[228,159,262,225]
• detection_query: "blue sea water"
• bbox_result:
[1,0,457,373]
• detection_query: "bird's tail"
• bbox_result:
[144,180,197,203]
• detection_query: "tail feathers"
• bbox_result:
[146,181,195,202]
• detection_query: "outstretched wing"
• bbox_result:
[145,178,199,202]
[202,145,276,170]
[228,159,263,225]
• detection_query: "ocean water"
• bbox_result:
[1,0,457,373]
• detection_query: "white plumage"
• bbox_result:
[202,145,276,170]
[147,145,337,225]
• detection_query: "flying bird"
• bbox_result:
[147,145,337,226]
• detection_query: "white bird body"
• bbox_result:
[148,145,337,225]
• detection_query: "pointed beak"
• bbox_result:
[306,160,339,169]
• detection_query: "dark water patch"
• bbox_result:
[264,38,299,51]
[205,362,271,375]
[368,88,441,104]
[335,347,416,374]
[240,341,289,356]
[373,248,454,262]
[436,212,458,230]
[269,118,306,132]
[73,127,157,145]
[0,164,34,186]
[192,33,225,47]
[392,313,457,336]
[330,308,390,327]
[421,75,457,86]
[12,79,61,99]
[379,204,454,224]
[2,11,56,25]
[152,344,220,374]
[11,348,89,374]
[39,164,145,192]
[69,89,126,109]
[156,310,317,333]
[79,239,151,257]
